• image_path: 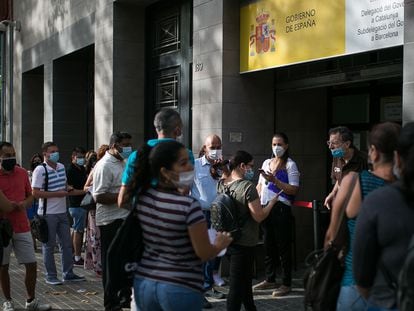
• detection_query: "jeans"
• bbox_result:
[42,213,73,279]
[366,302,399,311]
[337,285,367,311]
[202,210,214,290]
[226,244,257,311]
[262,201,292,286]
[134,277,203,311]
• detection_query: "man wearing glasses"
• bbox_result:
[324,126,368,209]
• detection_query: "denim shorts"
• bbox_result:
[134,277,203,311]
[69,207,87,232]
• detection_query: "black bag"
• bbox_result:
[303,245,345,311]
[398,235,414,311]
[30,164,49,243]
[80,191,96,211]
[303,174,357,310]
[210,186,242,241]
[30,215,49,243]
[106,203,144,307]
[0,218,13,247]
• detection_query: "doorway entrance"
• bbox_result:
[145,0,193,147]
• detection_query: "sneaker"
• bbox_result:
[202,297,212,309]
[25,298,51,311]
[45,277,63,285]
[63,273,86,282]
[272,285,291,297]
[73,257,85,267]
[204,288,226,299]
[252,280,277,291]
[2,300,14,311]
[213,273,226,286]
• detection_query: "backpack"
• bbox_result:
[398,234,414,311]
[210,185,242,241]
[106,203,143,308]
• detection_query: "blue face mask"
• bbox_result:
[331,147,345,158]
[49,152,60,163]
[120,146,132,159]
[76,158,85,166]
[244,168,254,181]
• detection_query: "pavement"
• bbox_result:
[5,250,306,311]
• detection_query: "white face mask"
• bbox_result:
[208,149,222,161]
[393,163,401,180]
[176,134,184,143]
[272,145,285,158]
[174,170,195,188]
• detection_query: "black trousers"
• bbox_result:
[262,201,292,286]
[226,244,257,311]
[99,219,124,310]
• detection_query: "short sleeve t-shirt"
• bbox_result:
[217,179,259,247]
[121,138,195,186]
[0,166,32,233]
[31,162,68,214]
[92,152,129,226]
[66,163,87,207]
[136,188,205,292]
[331,148,367,184]
[257,157,300,206]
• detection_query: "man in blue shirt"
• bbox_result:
[191,134,226,308]
[118,108,194,206]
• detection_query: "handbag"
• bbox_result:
[105,199,144,307]
[80,191,96,211]
[0,218,13,247]
[30,164,49,243]
[30,215,49,243]
[304,173,358,310]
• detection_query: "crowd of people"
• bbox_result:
[0,107,412,311]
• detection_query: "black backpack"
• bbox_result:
[398,234,414,311]
[210,185,242,241]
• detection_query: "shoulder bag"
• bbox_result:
[105,196,144,307]
[80,191,96,211]
[304,173,358,311]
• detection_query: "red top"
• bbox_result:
[0,166,32,233]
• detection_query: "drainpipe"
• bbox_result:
[8,22,13,143]
[0,20,20,143]
[0,31,5,141]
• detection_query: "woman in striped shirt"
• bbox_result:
[127,140,232,311]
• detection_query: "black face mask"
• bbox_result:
[1,158,16,171]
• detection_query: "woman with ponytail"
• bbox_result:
[127,140,232,311]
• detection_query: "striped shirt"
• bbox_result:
[31,162,68,214]
[135,188,206,292]
[342,170,386,286]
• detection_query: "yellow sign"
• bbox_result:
[240,0,345,72]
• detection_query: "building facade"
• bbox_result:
[1,0,414,258]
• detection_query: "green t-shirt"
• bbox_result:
[217,179,259,247]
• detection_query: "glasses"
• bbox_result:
[326,140,342,147]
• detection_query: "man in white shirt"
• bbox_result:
[92,132,132,311]
[191,134,226,308]
[32,142,85,285]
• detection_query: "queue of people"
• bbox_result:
[0,110,413,311]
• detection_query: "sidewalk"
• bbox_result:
[6,251,305,310]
